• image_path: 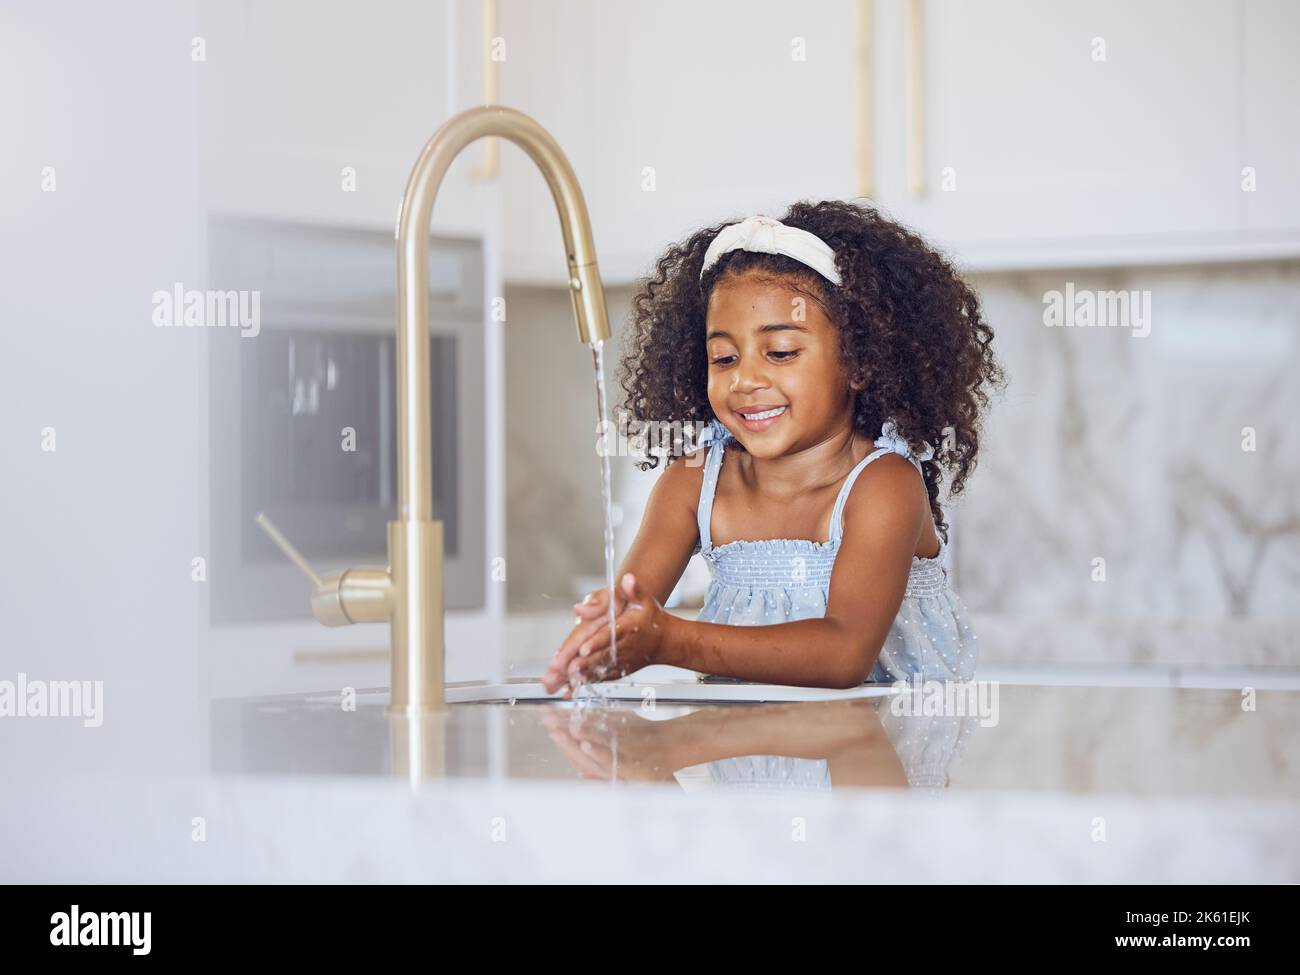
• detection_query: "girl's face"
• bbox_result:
[705,273,857,459]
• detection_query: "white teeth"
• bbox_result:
[741,406,786,420]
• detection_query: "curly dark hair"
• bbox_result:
[616,198,1006,544]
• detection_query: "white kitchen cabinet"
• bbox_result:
[879,0,1241,252]
[498,0,855,283]
[499,0,1299,282]
[197,0,494,237]
[1241,0,1300,233]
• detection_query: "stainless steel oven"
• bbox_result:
[207,215,485,622]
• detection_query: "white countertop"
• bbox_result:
[5,681,1297,882]
[8,772,1297,884]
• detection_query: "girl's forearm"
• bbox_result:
[660,614,875,689]
[662,702,888,765]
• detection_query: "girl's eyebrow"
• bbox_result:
[706,322,810,341]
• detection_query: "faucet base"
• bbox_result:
[387,518,446,714]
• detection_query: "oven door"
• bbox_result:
[207,215,485,622]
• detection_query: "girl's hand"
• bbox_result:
[541,573,671,697]
[570,582,630,623]
[541,582,633,695]
[540,583,629,695]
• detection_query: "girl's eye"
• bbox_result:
[709,350,799,366]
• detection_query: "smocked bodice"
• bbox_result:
[692,418,953,599]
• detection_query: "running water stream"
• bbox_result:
[589,339,618,674]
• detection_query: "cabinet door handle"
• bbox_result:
[856,0,875,199]
[475,0,500,180]
[905,0,927,197]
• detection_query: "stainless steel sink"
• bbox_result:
[444,678,903,705]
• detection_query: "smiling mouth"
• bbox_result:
[734,405,787,430]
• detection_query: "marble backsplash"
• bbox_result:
[953,258,1300,668]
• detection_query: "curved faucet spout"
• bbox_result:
[396,104,611,521]
[387,105,610,713]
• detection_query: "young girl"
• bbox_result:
[542,200,1004,697]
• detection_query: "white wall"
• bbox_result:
[0,1,205,774]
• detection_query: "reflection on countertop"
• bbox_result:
[208,683,1300,800]
[8,681,1298,883]
[211,693,966,792]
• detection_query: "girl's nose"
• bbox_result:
[731,359,770,392]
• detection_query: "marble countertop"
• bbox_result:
[207,681,1300,800]
[6,680,1298,882]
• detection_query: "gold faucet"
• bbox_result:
[259,106,611,713]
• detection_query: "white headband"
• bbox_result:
[699,214,842,286]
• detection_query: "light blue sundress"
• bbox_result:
[689,417,979,684]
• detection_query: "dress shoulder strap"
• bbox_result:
[826,421,930,543]
[695,422,731,552]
